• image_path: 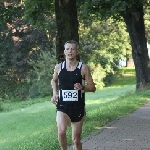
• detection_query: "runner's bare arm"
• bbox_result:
[51,64,60,104]
[51,64,59,94]
[82,64,96,92]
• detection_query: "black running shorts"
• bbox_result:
[57,108,85,122]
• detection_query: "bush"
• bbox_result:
[103,72,114,86]
[29,50,57,98]
[0,75,18,100]
[88,62,106,89]
[0,49,57,101]
[0,98,3,111]
[14,82,30,100]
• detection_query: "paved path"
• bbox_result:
[68,102,150,150]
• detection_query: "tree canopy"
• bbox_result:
[82,0,150,90]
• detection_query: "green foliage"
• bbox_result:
[79,18,131,61]
[144,2,150,41]
[0,98,3,112]
[83,0,147,20]
[79,18,131,86]
[0,0,56,101]
[24,0,54,28]
[0,0,149,100]
[88,62,106,89]
[29,50,57,98]
[0,2,15,90]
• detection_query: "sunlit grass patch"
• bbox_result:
[0,101,59,150]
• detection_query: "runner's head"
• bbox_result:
[64,40,79,50]
[64,40,79,60]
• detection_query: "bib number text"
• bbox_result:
[62,90,78,101]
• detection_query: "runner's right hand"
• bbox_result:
[51,94,58,105]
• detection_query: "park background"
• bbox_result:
[0,0,150,150]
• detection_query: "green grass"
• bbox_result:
[117,67,135,75]
[1,67,150,150]
[0,102,59,150]
[0,97,49,112]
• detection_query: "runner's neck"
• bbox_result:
[65,60,79,71]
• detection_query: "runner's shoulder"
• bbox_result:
[55,63,61,73]
[81,63,89,71]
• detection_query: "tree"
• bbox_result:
[123,4,149,90]
[55,0,79,62]
[0,0,56,100]
[83,0,150,90]
[25,0,79,62]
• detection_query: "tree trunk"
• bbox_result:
[123,5,150,90]
[55,0,79,62]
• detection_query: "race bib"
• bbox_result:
[62,90,78,101]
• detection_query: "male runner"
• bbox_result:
[51,40,96,150]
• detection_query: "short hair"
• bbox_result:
[64,40,79,50]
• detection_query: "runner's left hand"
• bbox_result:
[74,83,82,90]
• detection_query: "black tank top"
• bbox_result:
[57,61,85,110]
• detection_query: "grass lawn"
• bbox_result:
[1,67,150,150]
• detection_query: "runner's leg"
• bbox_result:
[56,111,70,150]
[71,117,84,150]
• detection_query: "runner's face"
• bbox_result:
[64,43,79,60]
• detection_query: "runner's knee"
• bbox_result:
[58,128,66,138]
[73,136,80,146]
